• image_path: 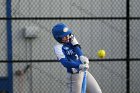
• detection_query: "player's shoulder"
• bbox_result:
[54,44,63,51]
[53,44,65,60]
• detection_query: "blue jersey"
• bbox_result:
[54,43,83,73]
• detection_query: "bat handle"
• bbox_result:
[83,62,87,71]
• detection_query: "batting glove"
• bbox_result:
[79,64,89,71]
[70,34,79,45]
[80,56,89,64]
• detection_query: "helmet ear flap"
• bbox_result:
[55,35,62,43]
[57,37,62,43]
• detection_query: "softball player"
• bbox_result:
[52,23,102,93]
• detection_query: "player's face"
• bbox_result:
[62,34,71,43]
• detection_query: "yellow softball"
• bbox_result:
[97,49,106,58]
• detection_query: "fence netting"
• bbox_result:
[12,20,126,60]
[12,0,126,17]
[0,0,140,93]
[0,0,6,17]
[13,61,126,93]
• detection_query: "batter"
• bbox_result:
[52,23,102,93]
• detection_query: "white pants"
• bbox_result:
[66,71,102,93]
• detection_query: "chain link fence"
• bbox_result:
[0,20,7,60]
[130,20,140,58]
[12,0,126,17]
[0,0,6,17]
[0,0,140,93]
[130,0,140,17]
[13,61,126,93]
[130,61,140,93]
[12,20,126,60]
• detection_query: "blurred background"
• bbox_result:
[0,0,140,93]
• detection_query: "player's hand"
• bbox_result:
[79,64,89,71]
[70,34,79,45]
[80,56,89,64]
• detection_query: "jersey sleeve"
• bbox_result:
[54,44,65,60]
[60,58,80,68]
[54,44,80,68]
[73,45,83,57]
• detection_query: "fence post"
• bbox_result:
[6,0,13,93]
[126,0,130,93]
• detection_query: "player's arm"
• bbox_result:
[54,45,80,68]
[70,34,83,56]
[70,35,89,64]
